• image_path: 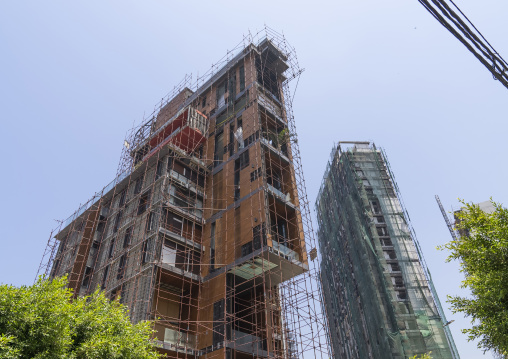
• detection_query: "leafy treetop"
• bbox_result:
[0,276,162,359]
[439,199,508,356]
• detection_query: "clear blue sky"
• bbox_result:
[0,1,506,358]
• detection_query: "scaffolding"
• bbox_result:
[38,27,331,359]
[316,142,459,359]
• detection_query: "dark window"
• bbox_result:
[113,211,123,233]
[377,226,388,237]
[172,161,185,177]
[371,201,380,214]
[108,239,115,259]
[214,130,224,167]
[244,131,259,147]
[397,290,407,300]
[201,96,206,108]
[254,223,267,249]
[137,190,151,215]
[134,176,143,195]
[96,221,105,233]
[216,82,226,108]
[119,285,127,304]
[101,265,110,289]
[239,65,245,91]
[234,159,241,201]
[141,240,148,265]
[117,255,126,279]
[155,160,164,180]
[267,169,282,191]
[163,210,183,234]
[146,212,156,232]
[213,299,225,346]
[390,263,401,272]
[239,149,249,169]
[167,156,173,171]
[118,190,126,207]
[241,241,253,257]
[237,117,242,129]
[187,248,201,275]
[123,227,132,248]
[250,167,261,182]
[210,222,216,272]
[82,266,92,288]
[276,220,288,244]
[228,74,236,104]
[229,123,235,156]
[213,298,224,321]
[382,238,393,247]
[197,172,205,187]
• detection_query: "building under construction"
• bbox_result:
[316,142,459,359]
[38,28,331,359]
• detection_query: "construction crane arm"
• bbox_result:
[435,195,458,240]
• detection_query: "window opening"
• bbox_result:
[134,176,143,195]
[117,255,126,279]
[101,265,109,289]
[210,222,216,272]
[239,65,245,91]
[123,227,132,248]
[113,210,123,233]
[214,131,224,167]
[137,190,151,215]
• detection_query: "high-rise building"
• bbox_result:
[316,142,459,359]
[38,29,330,359]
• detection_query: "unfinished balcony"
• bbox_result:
[133,106,208,166]
[159,239,201,282]
[260,111,290,163]
[160,208,202,247]
[153,281,199,356]
[267,213,301,264]
[154,328,197,356]
[165,182,204,223]
[264,152,296,210]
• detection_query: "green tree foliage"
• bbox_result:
[439,199,508,356]
[0,276,162,359]
[409,353,432,359]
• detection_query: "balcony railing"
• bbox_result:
[228,330,267,355]
[160,245,200,277]
[154,328,196,354]
[146,105,209,156]
[267,184,292,204]
[160,221,201,244]
[271,239,300,262]
[168,170,204,195]
[168,197,203,220]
